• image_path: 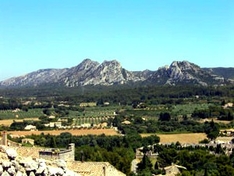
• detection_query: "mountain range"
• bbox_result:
[0,59,233,88]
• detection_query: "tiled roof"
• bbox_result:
[67,161,126,176]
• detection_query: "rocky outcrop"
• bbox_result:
[0,59,147,87]
[0,59,232,87]
[0,69,68,87]
[147,61,226,86]
[61,59,100,87]
[60,59,147,86]
[0,146,80,176]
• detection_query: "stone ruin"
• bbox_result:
[0,132,79,175]
[0,132,126,176]
[1,131,8,146]
[39,144,75,162]
[0,145,80,176]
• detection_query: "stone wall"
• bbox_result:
[39,143,75,162]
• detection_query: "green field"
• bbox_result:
[171,103,210,116]
[71,105,119,125]
[0,109,43,119]
[125,103,212,120]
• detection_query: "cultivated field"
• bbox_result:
[0,109,43,119]
[0,118,40,126]
[141,133,207,144]
[7,128,119,136]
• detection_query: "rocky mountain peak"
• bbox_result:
[170,60,196,70]
[169,61,183,79]
[74,58,99,71]
[101,60,121,68]
[82,60,125,86]
[0,59,232,87]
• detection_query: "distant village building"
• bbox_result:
[104,102,110,106]
[163,163,187,176]
[48,115,56,119]
[81,123,91,128]
[24,125,37,131]
[135,146,158,160]
[100,122,108,128]
[22,138,34,145]
[223,103,233,109]
[12,108,21,113]
[79,102,97,107]
[220,129,234,136]
[122,120,131,125]
[44,122,62,128]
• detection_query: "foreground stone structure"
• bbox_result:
[0,145,126,176]
[39,143,75,162]
[0,145,80,176]
[0,133,126,176]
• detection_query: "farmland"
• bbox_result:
[0,85,233,175]
[0,109,43,119]
[0,118,40,126]
[6,128,119,136]
[141,133,207,144]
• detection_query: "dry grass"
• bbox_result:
[0,120,14,126]
[141,133,207,144]
[216,136,233,142]
[0,118,40,126]
[7,128,119,136]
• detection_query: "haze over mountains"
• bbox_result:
[0,59,233,88]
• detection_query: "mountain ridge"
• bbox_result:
[0,59,233,87]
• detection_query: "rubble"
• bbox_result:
[0,145,80,176]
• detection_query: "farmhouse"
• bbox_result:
[156,163,186,176]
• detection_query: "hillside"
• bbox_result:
[203,67,234,80]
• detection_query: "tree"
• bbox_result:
[154,161,159,170]
[137,154,153,172]
[159,112,171,121]
[205,120,220,140]
[43,108,51,116]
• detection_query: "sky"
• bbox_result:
[0,0,234,81]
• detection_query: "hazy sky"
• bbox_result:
[0,0,233,81]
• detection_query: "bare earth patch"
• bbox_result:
[7,129,119,136]
[141,133,207,144]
